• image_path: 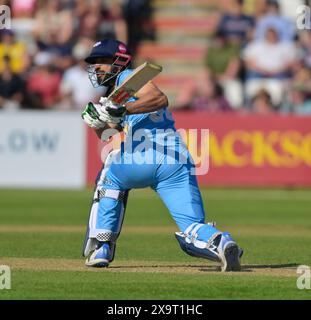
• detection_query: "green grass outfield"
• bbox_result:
[0,188,311,300]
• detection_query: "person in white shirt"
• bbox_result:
[60,41,104,110]
[243,27,298,105]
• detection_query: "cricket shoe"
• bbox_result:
[216,232,241,272]
[175,229,243,271]
[85,242,112,268]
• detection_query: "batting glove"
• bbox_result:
[81,102,106,129]
[100,97,127,118]
[82,102,123,129]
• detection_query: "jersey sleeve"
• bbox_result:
[116,69,133,87]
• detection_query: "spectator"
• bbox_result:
[292,64,311,89]
[77,5,102,40]
[281,84,311,115]
[122,0,156,56]
[243,27,298,105]
[0,57,25,110]
[0,29,28,74]
[176,71,232,113]
[76,0,127,43]
[106,1,127,43]
[25,52,61,109]
[255,0,296,42]
[205,30,243,108]
[216,0,255,45]
[297,30,311,69]
[59,38,104,110]
[10,0,38,57]
[251,89,275,114]
[33,0,74,53]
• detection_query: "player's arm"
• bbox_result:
[125,81,168,115]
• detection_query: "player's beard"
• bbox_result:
[87,65,115,88]
[97,71,117,87]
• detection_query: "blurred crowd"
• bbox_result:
[1,0,311,115]
[177,0,311,115]
[0,0,155,110]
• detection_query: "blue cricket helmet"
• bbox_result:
[85,39,132,88]
[84,39,131,64]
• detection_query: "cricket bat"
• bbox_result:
[108,62,162,104]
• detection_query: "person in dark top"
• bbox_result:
[122,0,155,56]
[217,0,255,45]
[0,57,24,110]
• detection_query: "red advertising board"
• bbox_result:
[87,113,311,186]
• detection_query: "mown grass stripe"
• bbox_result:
[0,224,310,237]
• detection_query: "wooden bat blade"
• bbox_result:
[108,62,162,104]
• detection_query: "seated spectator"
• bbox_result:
[104,1,127,43]
[10,0,38,55]
[176,71,232,113]
[251,89,275,114]
[281,84,311,115]
[0,29,28,74]
[25,52,61,109]
[205,31,243,108]
[78,7,102,40]
[33,0,74,53]
[255,0,296,42]
[297,30,311,69]
[33,0,75,73]
[216,0,255,45]
[122,0,156,56]
[243,27,298,105]
[0,57,25,110]
[291,64,311,89]
[58,38,104,110]
[77,0,127,43]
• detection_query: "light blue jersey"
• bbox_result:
[116,69,189,164]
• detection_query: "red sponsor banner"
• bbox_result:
[87,113,311,186]
[174,113,311,186]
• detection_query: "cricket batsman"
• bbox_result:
[81,39,243,271]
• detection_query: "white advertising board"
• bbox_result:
[0,111,86,188]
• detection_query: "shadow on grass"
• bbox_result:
[240,263,301,273]
[110,264,215,269]
[109,263,301,274]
